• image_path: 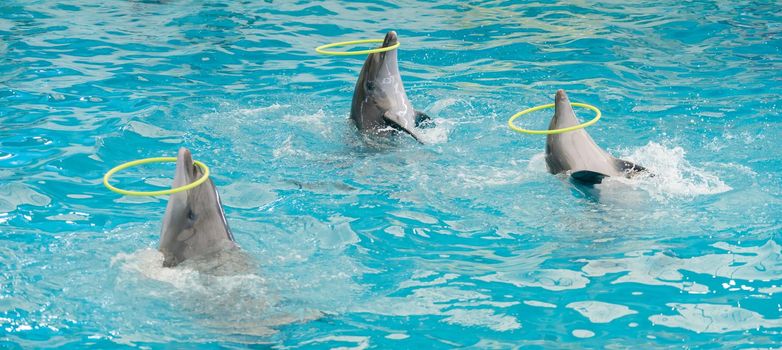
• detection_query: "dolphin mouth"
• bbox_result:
[382,31,398,47]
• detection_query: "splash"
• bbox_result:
[426,98,459,115]
[281,109,333,138]
[109,249,313,340]
[111,248,271,302]
[416,117,452,144]
[236,104,289,116]
[526,152,548,173]
[613,142,732,200]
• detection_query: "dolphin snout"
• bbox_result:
[383,31,398,47]
[177,147,193,166]
[174,147,198,185]
[554,89,572,112]
[555,89,568,102]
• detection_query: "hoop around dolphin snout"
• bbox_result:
[508,103,602,135]
[315,38,400,56]
[103,157,210,196]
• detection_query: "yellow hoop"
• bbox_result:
[508,103,602,135]
[315,38,400,56]
[103,157,210,196]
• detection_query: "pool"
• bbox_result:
[2,0,781,348]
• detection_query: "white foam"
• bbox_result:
[272,135,314,160]
[526,153,548,173]
[112,249,266,292]
[111,249,280,319]
[613,142,732,201]
[417,117,452,144]
[236,103,289,116]
[442,308,522,331]
[281,109,333,138]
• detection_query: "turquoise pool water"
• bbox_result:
[2,1,781,348]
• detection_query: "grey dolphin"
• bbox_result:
[545,90,646,184]
[350,31,430,143]
[159,147,236,267]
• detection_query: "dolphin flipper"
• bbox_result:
[571,170,609,184]
[383,111,425,144]
[415,110,433,128]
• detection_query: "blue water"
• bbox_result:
[2,0,781,348]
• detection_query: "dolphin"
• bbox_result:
[545,90,647,184]
[350,31,431,143]
[159,147,236,267]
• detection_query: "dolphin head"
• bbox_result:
[549,89,581,130]
[159,147,234,267]
[361,31,400,98]
[366,31,399,67]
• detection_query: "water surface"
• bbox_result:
[1,0,781,348]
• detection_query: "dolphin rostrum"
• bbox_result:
[545,90,646,184]
[159,147,236,267]
[350,31,431,143]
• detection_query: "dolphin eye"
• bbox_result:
[187,210,197,221]
[366,80,375,90]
